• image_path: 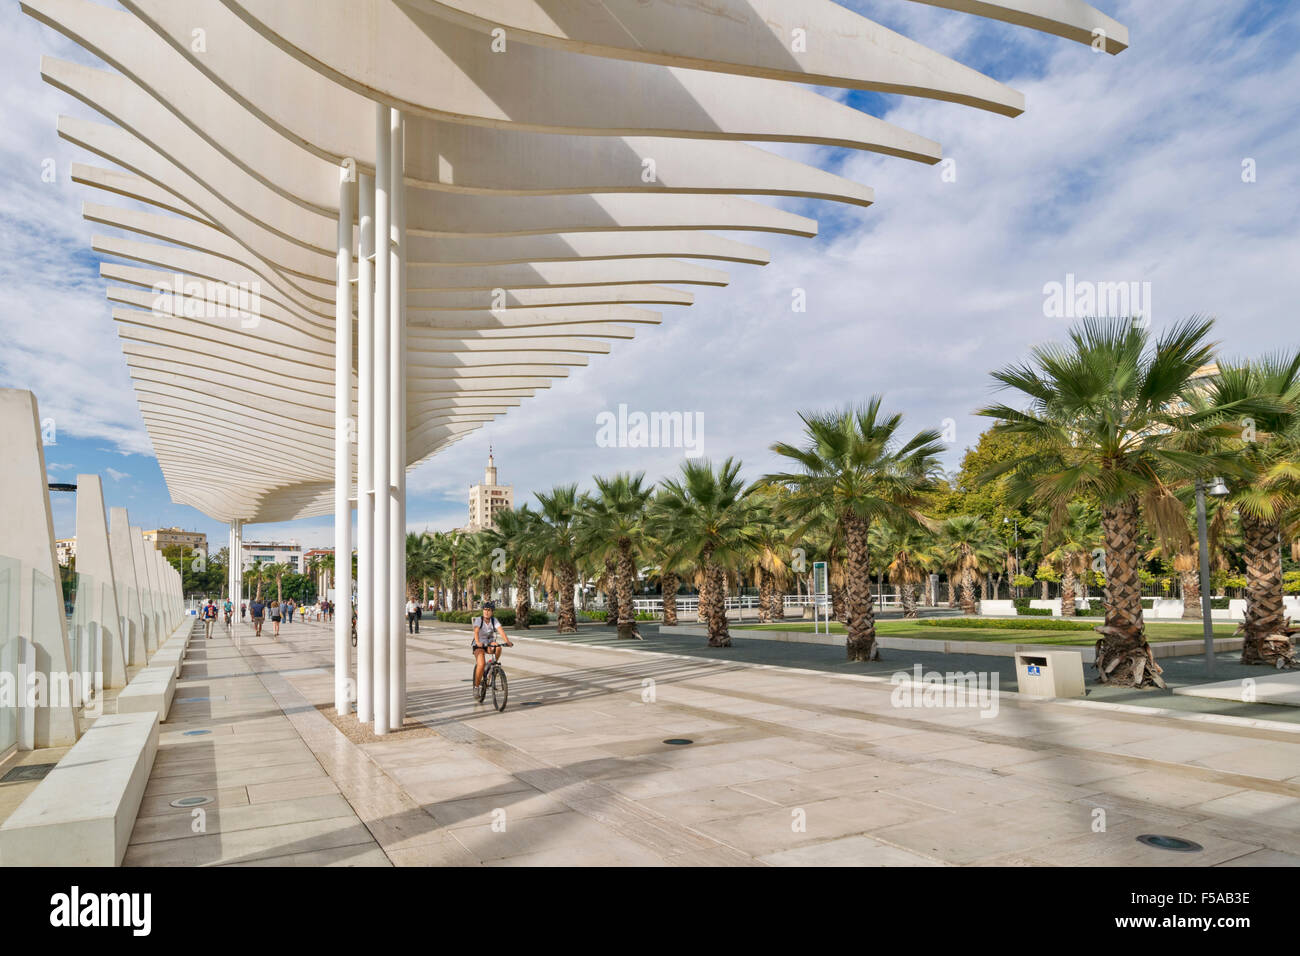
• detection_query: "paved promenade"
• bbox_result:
[121,618,1300,866]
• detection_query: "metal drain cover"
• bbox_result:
[662,738,693,746]
[1136,834,1203,852]
[169,795,214,808]
[1,762,58,783]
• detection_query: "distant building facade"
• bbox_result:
[241,541,303,572]
[142,527,208,556]
[467,450,513,532]
[55,537,76,567]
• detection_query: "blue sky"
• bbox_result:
[3,0,1298,551]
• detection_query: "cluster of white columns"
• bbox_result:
[226,519,243,609]
[335,105,408,735]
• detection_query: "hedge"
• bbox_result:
[435,609,548,626]
[581,609,657,622]
[911,617,1096,632]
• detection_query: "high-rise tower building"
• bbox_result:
[467,448,513,532]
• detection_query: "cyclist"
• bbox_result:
[223,598,233,626]
[471,600,512,696]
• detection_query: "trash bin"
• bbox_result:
[1014,650,1085,698]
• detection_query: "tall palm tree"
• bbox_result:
[748,485,794,623]
[263,562,291,604]
[645,492,692,627]
[764,400,944,661]
[578,473,654,639]
[1192,352,1300,666]
[1043,501,1103,617]
[405,532,440,602]
[657,458,758,647]
[869,523,937,619]
[490,506,540,629]
[978,316,1232,687]
[936,516,1002,615]
[535,484,582,633]
[429,531,470,610]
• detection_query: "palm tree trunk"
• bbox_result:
[1179,567,1200,619]
[770,577,785,620]
[557,562,577,633]
[1239,511,1295,666]
[901,580,917,620]
[757,568,773,623]
[705,562,729,646]
[615,540,640,639]
[1095,496,1163,687]
[514,565,530,629]
[661,572,679,627]
[1060,564,1077,617]
[959,568,978,615]
[843,512,878,661]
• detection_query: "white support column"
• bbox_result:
[356,171,375,725]
[372,102,392,736]
[228,524,235,607]
[335,157,355,716]
[389,108,407,728]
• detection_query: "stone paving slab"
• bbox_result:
[116,618,1300,866]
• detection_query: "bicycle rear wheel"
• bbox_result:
[492,666,508,711]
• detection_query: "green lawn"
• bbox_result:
[730,618,1238,646]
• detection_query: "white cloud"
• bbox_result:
[3,0,1297,541]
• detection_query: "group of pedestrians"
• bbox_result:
[197,596,338,641]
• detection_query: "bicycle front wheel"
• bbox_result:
[492,667,508,711]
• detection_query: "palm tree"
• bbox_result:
[535,484,582,633]
[748,485,795,623]
[657,458,758,647]
[764,401,944,661]
[429,531,470,610]
[1043,501,1103,617]
[263,562,291,604]
[1193,353,1300,666]
[406,532,440,602]
[936,516,1001,615]
[978,316,1232,687]
[579,473,654,639]
[645,492,691,627]
[870,523,936,619]
[490,506,540,629]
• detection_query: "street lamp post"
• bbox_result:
[1195,476,1230,678]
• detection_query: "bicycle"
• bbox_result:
[472,641,510,711]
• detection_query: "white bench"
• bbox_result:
[150,621,194,678]
[978,600,1017,616]
[0,711,159,866]
[115,665,176,723]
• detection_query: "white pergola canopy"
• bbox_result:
[25,0,1127,525]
